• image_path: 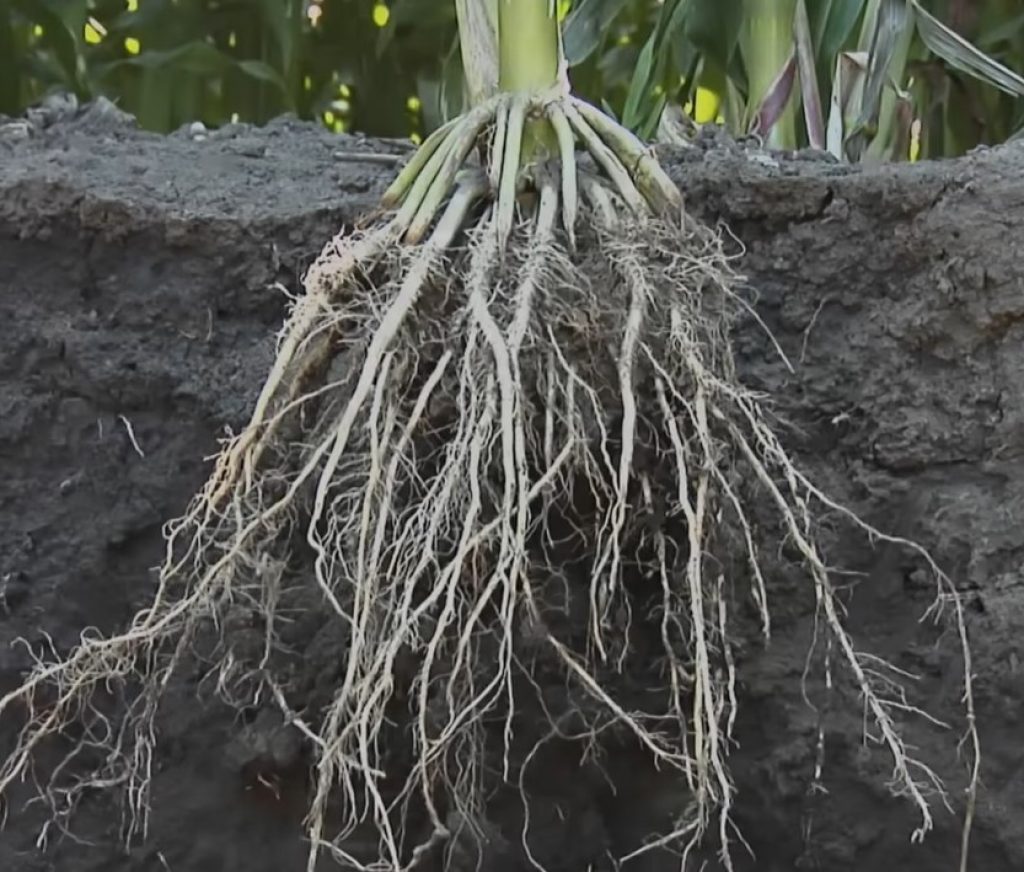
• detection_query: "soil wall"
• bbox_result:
[1,104,1023,871]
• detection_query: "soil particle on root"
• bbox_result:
[1,107,1024,872]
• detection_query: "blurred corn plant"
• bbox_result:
[2,0,1023,159]
[0,0,450,135]
[565,0,1024,160]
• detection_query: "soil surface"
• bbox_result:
[2,101,1023,872]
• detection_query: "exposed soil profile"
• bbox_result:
[1,103,1023,871]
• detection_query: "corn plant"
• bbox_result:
[0,2,981,871]
[3,0,1022,157]
[0,0,452,135]
[576,0,1024,160]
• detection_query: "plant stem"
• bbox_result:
[497,0,562,163]
[498,0,560,93]
[456,0,499,106]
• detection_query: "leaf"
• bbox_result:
[11,0,89,98]
[98,41,289,99]
[102,41,233,75]
[847,0,908,159]
[794,0,825,149]
[621,0,689,132]
[741,0,799,148]
[910,0,1024,98]
[638,91,667,140]
[684,0,743,70]
[622,32,657,129]
[976,12,1024,51]
[885,88,913,160]
[563,0,631,67]
[815,0,868,64]
[237,60,291,97]
[750,52,797,138]
[825,51,867,159]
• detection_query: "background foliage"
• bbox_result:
[2,0,1023,158]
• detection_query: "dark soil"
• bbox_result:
[2,101,1024,872]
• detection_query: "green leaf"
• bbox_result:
[750,53,797,138]
[825,50,866,158]
[621,0,689,132]
[815,0,867,64]
[910,0,1024,99]
[97,41,289,99]
[237,60,291,98]
[638,91,667,140]
[794,0,825,148]
[976,12,1024,51]
[741,0,799,148]
[11,0,89,98]
[101,41,234,75]
[563,0,631,67]
[622,30,657,128]
[847,0,908,158]
[684,0,743,70]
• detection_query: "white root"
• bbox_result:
[496,94,526,246]
[564,101,647,213]
[546,104,578,245]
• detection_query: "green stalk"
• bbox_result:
[497,0,560,93]
[498,0,560,161]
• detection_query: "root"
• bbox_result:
[0,89,978,872]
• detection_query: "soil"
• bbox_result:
[2,101,1023,872]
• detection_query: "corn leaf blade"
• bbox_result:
[794,0,825,148]
[910,0,1024,98]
